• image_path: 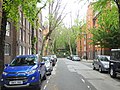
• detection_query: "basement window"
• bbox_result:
[4,43,11,55]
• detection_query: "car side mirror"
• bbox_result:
[40,62,45,65]
[5,64,9,67]
[50,61,53,63]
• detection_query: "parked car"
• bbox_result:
[53,55,57,62]
[69,55,74,60]
[42,56,53,75]
[72,55,81,61]
[0,54,46,90]
[67,56,71,59]
[92,55,110,73]
[109,49,120,78]
[47,55,57,66]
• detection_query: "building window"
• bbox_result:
[84,46,86,51]
[28,48,31,54]
[27,47,31,55]
[84,52,86,56]
[84,40,86,45]
[19,28,22,41]
[84,34,86,39]
[23,30,26,42]
[23,46,25,55]
[4,43,11,55]
[28,48,29,55]
[89,45,90,49]
[19,46,23,55]
[29,33,31,44]
[23,17,26,27]
[6,22,11,36]
[26,21,29,30]
[20,11,22,24]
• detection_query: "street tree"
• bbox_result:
[0,0,46,73]
[93,0,120,29]
[90,0,120,49]
[41,0,67,56]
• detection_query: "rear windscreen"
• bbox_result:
[111,51,120,61]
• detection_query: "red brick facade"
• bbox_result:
[0,3,43,64]
[76,4,110,60]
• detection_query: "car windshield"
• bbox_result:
[10,56,37,66]
[100,57,109,61]
[111,51,120,60]
[73,56,79,59]
[42,57,50,62]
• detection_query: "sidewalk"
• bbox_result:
[81,59,93,63]
[0,74,1,90]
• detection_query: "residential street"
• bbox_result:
[41,58,120,90]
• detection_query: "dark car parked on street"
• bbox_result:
[109,49,120,78]
[92,55,110,73]
[0,54,46,90]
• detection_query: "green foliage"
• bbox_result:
[51,19,84,55]
[91,0,120,48]
[2,0,43,27]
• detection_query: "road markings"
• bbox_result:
[87,85,91,90]
[44,85,47,90]
[47,80,49,84]
[48,76,51,80]
[81,79,85,83]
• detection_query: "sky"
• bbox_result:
[62,0,89,27]
[37,0,93,27]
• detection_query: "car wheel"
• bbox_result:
[49,71,52,75]
[1,87,5,90]
[92,64,96,70]
[110,66,116,78]
[43,73,47,80]
[36,75,41,90]
[99,66,102,73]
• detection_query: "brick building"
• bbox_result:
[76,4,110,60]
[0,2,43,64]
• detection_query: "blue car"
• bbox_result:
[0,54,46,90]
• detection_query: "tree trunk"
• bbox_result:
[80,40,82,58]
[118,5,120,30]
[68,36,72,55]
[115,0,120,29]
[31,25,34,54]
[0,6,7,74]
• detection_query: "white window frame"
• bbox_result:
[23,30,25,42]
[20,11,22,23]
[19,46,23,55]
[23,46,25,55]
[6,22,10,36]
[19,28,22,41]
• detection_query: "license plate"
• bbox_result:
[9,81,23,85]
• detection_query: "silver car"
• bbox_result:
[42,57,53,75]
[92,55,110,73]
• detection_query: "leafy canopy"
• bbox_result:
[90,0,120,48]
[3,0,42,26]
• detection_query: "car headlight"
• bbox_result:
[26,70,36,75]
[2,72,8,75]
[104,64,109,68]
[46,67,50,70]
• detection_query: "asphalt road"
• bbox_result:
[41,58,120,90]
[41,58,96,90]
[1,58,120,90]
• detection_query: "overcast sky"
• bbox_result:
[62,0,90,27]
[38,0,93,27]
